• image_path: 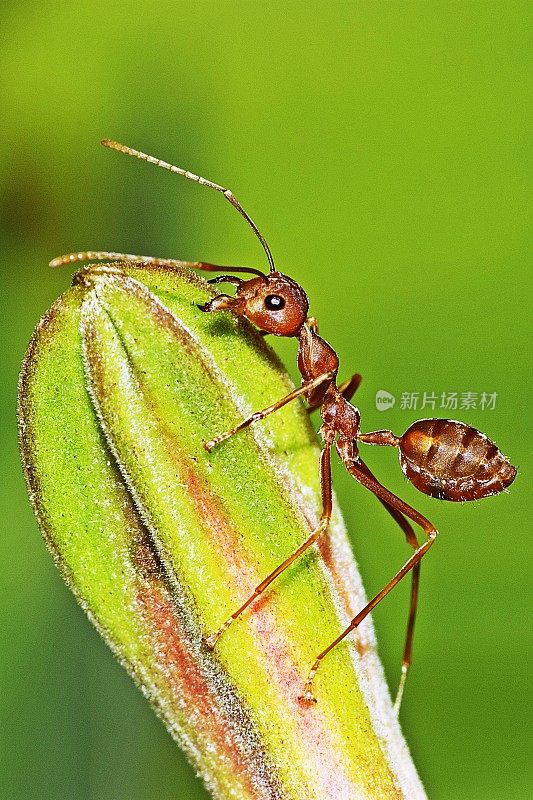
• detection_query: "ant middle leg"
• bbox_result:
[205,427,335,649]
[301,453,436,704]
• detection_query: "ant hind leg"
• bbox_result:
[301,454,436,706]
[355,458,420,713]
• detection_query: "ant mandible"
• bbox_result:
[52,141,517,712]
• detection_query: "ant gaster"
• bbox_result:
[52,141,517,712]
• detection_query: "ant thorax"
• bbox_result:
[297,325,339,381]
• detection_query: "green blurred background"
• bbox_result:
[1,2,530,798]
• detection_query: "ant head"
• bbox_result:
[99,141,308,333]
[201,272,309,336]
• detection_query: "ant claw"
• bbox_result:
[298,690,318,705]
[203,634,217,651]
[204,617,232,651]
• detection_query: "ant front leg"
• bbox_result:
[204,371,335,451]
[301,439,437,705]
[50,251,266,277]
[205,426,335,649]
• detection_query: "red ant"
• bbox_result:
[52,141,517,712]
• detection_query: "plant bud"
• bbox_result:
[18,263,425,799]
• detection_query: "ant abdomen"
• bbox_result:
[399,419,517,501]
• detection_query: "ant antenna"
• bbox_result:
[101,140,276,274]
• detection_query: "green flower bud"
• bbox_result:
[18,263,424,799]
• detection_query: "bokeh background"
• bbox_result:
[1,2,531,798]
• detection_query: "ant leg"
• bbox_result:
[307,372,362,414]
[355,457,420,713]
[357,430,400,447]
[205,427,335,649]
[51,251,208,269]
[338,373,362,403]
[206,275,243,287]
[301,456,437,704]
[50,250,264,276]
[204,371,335,451]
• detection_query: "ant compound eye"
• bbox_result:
[264,294,285,311]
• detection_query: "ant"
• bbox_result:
[52,140,517,712]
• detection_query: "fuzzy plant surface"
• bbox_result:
[18,262,426,800]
